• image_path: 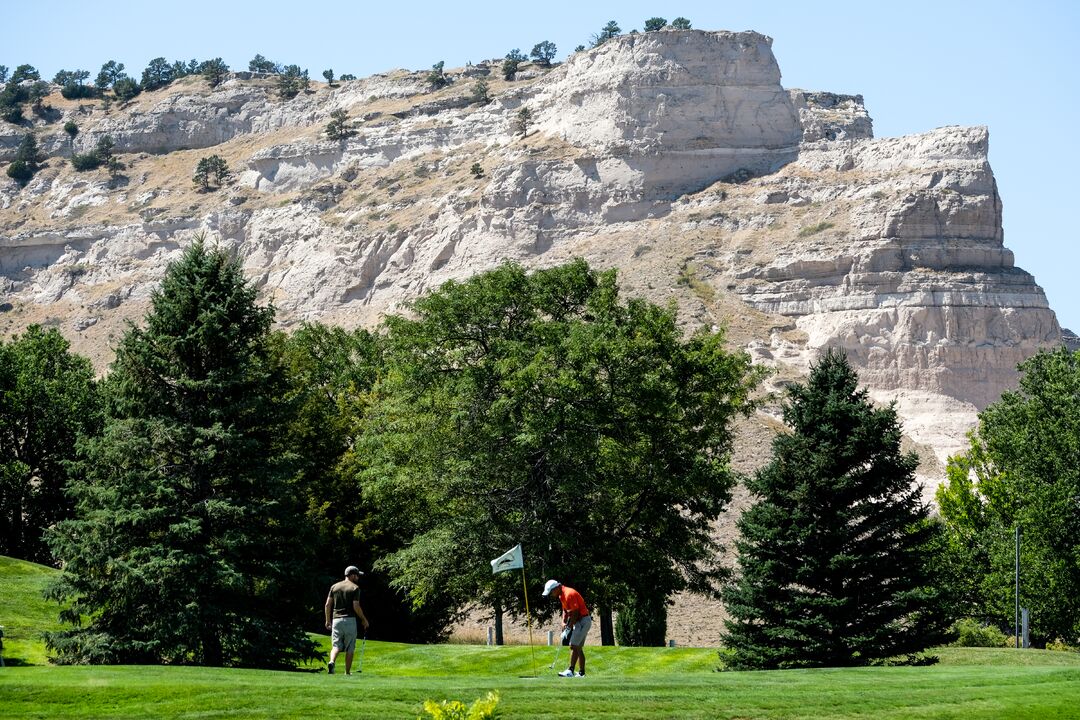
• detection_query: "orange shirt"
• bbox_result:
[558,585,589,617]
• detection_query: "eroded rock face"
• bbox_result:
[0,29,1064,472]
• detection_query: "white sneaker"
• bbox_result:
[574,672,585,677]
[557,669,575,677]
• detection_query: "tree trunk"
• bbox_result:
[600,606,615,646]
[494,602,504,646]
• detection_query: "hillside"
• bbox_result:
[0,29,1063,487]
[0,555,61,665]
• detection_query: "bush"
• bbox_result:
[1045,638,1078,653]
[6,159,33,183]
[71,153,104,171]
[419,691,499,720]
[60,84,98,100]
[615,593,667,646]
[950,618,1009,648]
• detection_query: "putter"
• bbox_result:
[356,632,367,673]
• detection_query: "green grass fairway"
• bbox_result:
[3,555,1079,718]
[2,657,1079,719]
[0,555,60,666]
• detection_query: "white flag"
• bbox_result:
[490,544,524,574]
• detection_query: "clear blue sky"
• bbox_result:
[7,1,1078,332]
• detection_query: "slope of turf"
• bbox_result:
[0,556,62,666]
[1,658,1079,719]
[4,555,1080,718]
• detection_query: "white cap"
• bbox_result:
[345,566,363,577]
[542,579,561,596]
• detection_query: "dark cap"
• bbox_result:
[345,566,363,577]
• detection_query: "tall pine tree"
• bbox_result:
[722,350,947,669]
[46,237,316,667]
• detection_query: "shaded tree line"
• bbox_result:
[2,241,1076,670]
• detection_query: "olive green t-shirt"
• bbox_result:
[328,579,361,619]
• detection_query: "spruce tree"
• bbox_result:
[46,238,316,668]
[722,350,947,669]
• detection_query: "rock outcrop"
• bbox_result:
[0,29,1064,478]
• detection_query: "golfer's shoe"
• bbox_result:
[327,661,335,675]
[557,668,575,677]
[575,672,586,677]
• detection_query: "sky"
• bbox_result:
[5,0,1078,331]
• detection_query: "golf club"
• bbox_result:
[356,632,367,673]
[548,641,560,669]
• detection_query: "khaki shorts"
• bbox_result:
[331,616,357,652]
[569,615,592,646]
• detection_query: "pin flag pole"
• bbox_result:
[521,565,537,677]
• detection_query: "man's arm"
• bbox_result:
[324,594,334,630]
[352,600,369,631]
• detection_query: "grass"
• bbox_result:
[797,221,835,237]
[3,556,1080,718]
[0,556,61,666]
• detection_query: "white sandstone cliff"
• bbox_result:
[0,29,1064,480]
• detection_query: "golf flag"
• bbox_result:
[491,544,524,574]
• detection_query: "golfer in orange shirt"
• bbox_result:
[543,579,592,677]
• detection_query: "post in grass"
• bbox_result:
[490,543,537,677]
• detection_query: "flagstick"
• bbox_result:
[521,566,537,677]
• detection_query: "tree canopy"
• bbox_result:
[0,326,101,563]
[359,261,762,637]
[936,347,1080,644]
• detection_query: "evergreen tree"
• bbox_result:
[723,350,948,669]
[0,326,101,563]
[199,58,229,88]
[95,61,124,90]
[670,17,692,29]
[515,106,532,137]
[322,68,335,86]
[46,238,317,667]
[470,79,490,105]
[324,109,353,141]
[111,76,141,103]
[193,155,230,190]
[502,49,525,81]
[276,65,309,99]
[530,41,557,68]
[140,57,174,91]
[591,20,621,47]
[248,54,279,74]
[6,133,42,184]
[644,17,668,31]
[426,61,449,90]
[11,64,40,83]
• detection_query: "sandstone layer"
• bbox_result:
[0,29,1063,482]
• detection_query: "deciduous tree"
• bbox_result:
[361,261,761,642]
[0,326,100,563]
[936,347,1080,644]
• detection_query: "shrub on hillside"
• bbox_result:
[950,618,1009,648]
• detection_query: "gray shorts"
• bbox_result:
[331,617,357,652]
[569,615,592,646]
